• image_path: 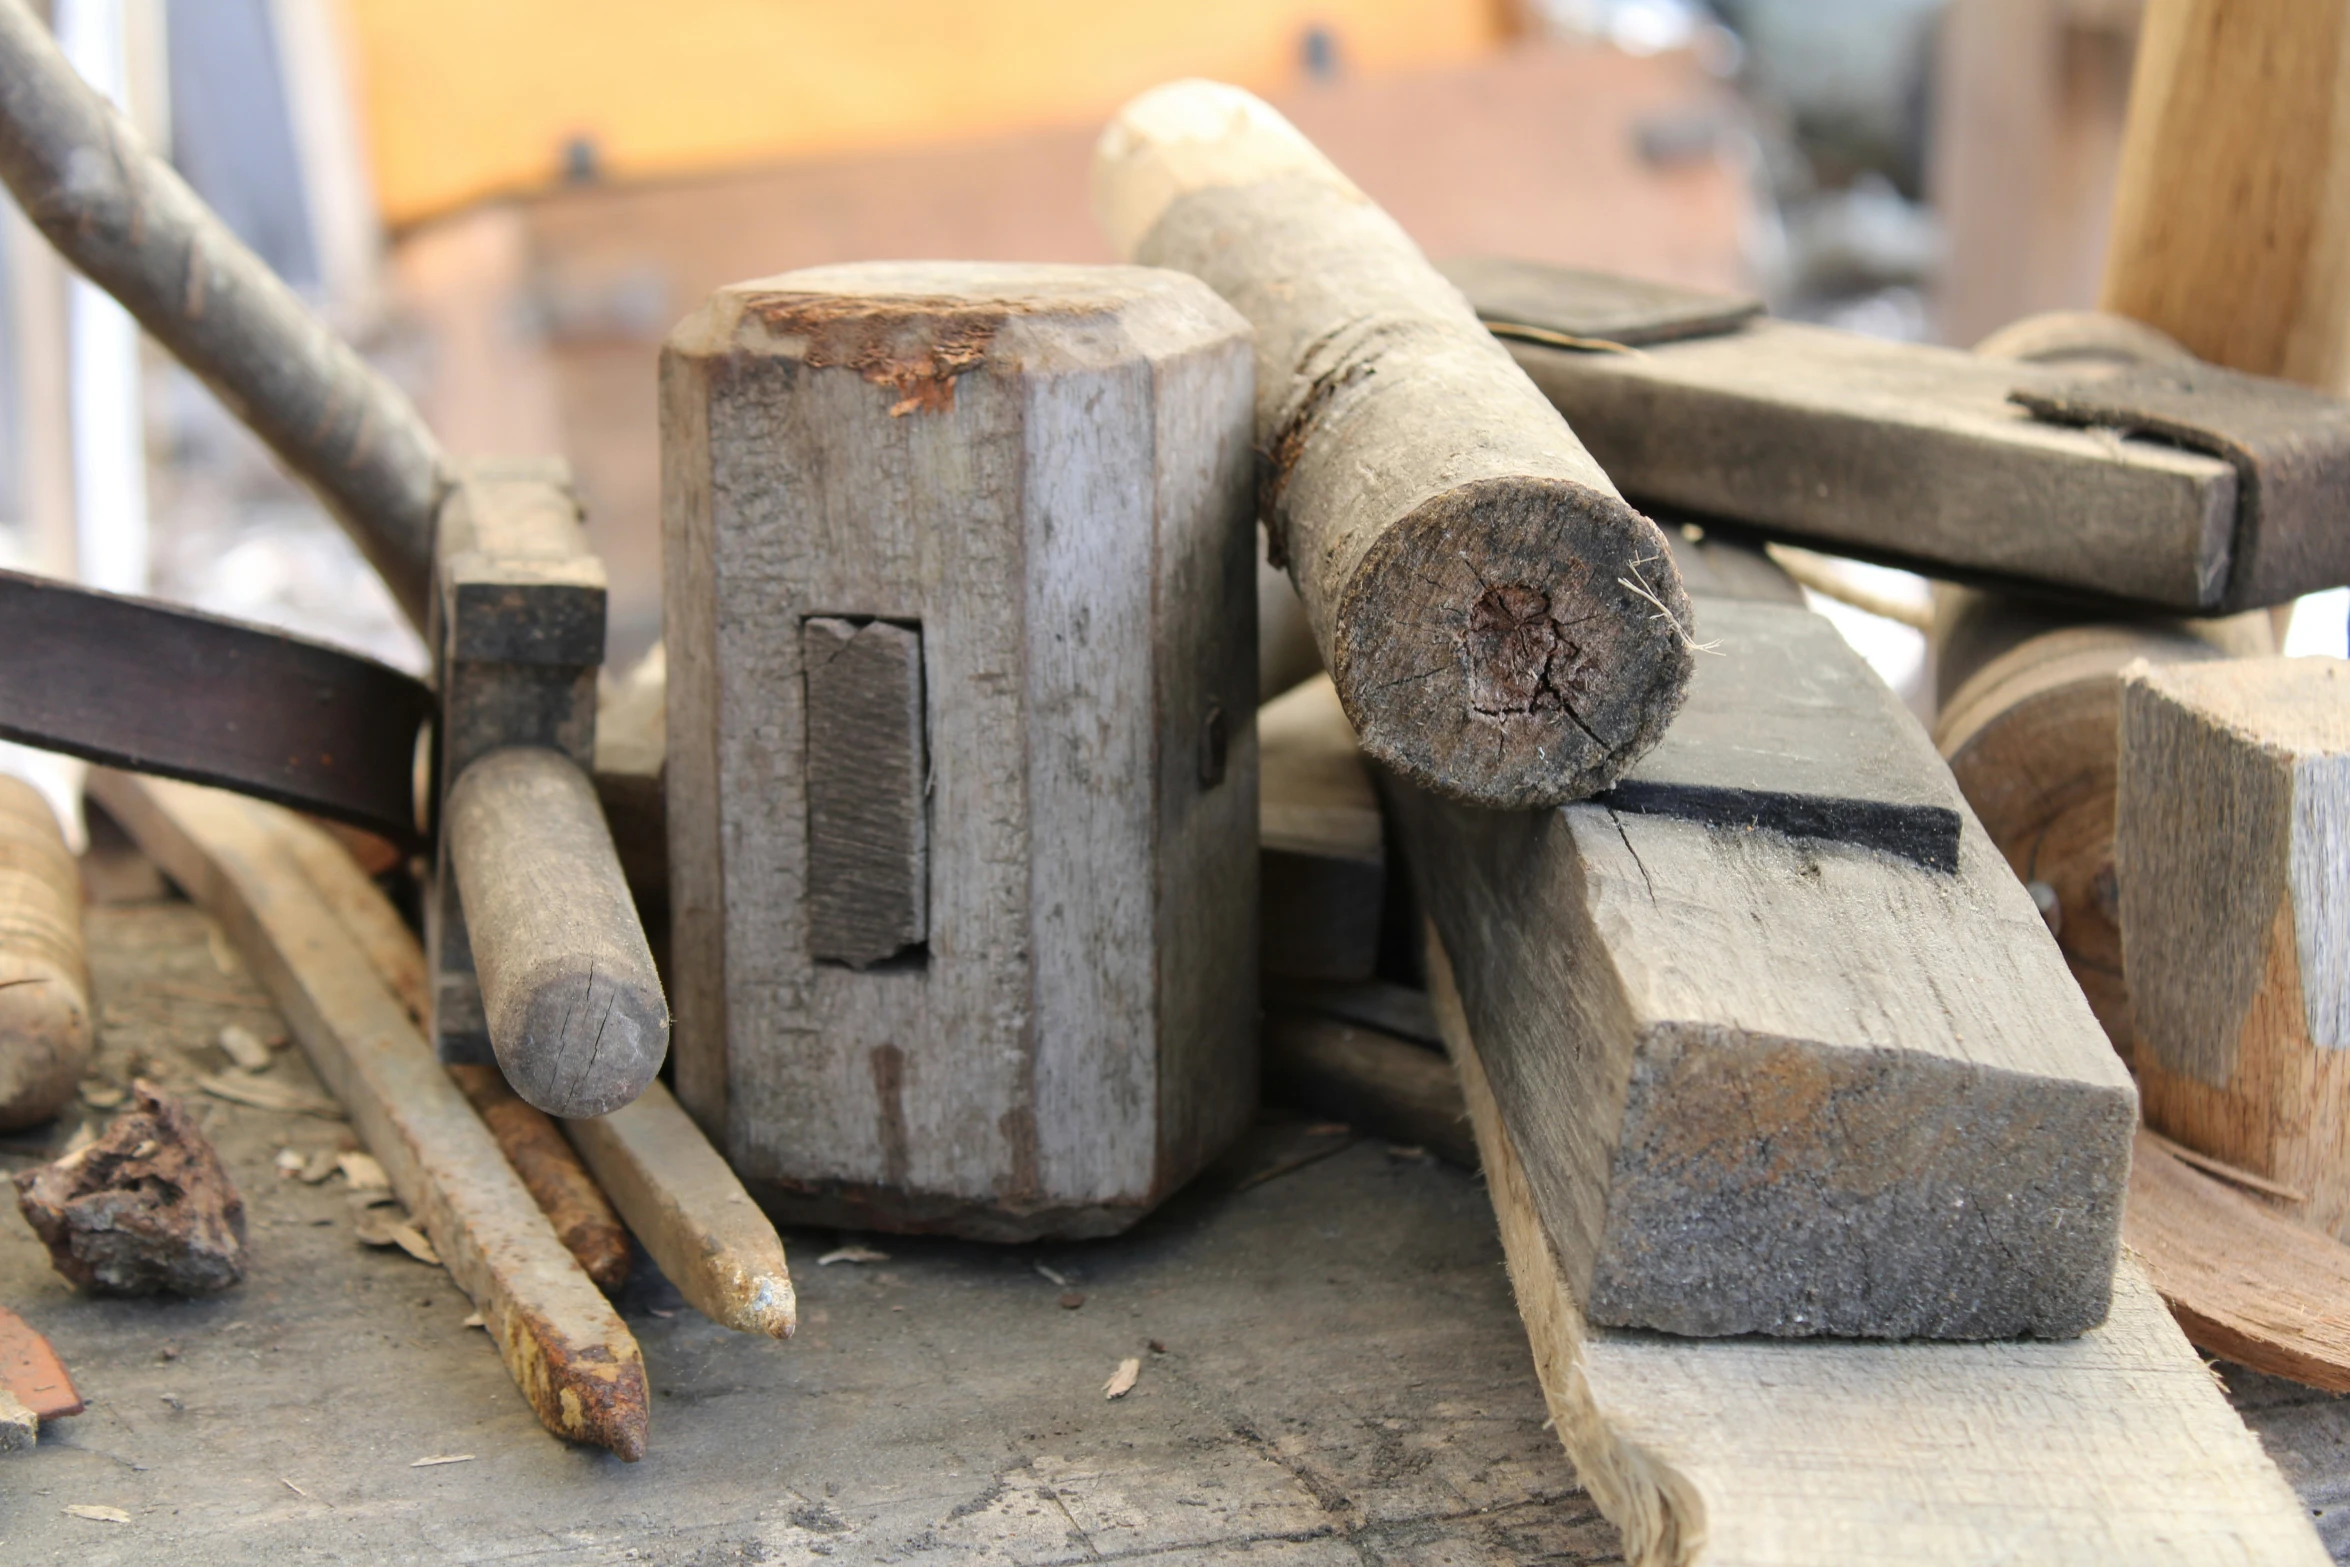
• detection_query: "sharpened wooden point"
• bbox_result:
[447,747,668,1119]
[1094,79,1693,809]
[0,776,91,1131]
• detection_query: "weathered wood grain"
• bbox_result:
[1431,934,2331,1567]
[89,771,650,1458]
[1096,81,1694,809]
[802,617,927,969]
[447,746,667,1119]
[2118,656,2350,1240]
[662,262,1258,1238]
[0,776,89,1129]
[1387,592,2138,1339]
[1259,675,1383,983]
[564,1081,795,1338]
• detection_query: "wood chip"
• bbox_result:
[281,1478,308,1498]
[391,1224,442,1267]
[1103,1357,1140,1400]
[1033,1261,1069,1287]
[196,1072,343,1120]
[337,1150,389,1191]
[409,1453,475,1468]
[462,1312,485,1329]
[217,1024,273,1073]
[63,1504,129,1522]
[78,1081,125,1110]
[817,1244,889,1266]
[272,1147,306,1177]
[298,1149,340,1184]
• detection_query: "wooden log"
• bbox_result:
[2102,0,2350,392]
[446,746,667,1120]
[447,1064,631,1293]
[1261,1009,1474,1170]
[2117,656,2350,1239]
[0,0,443,624]
[663,262,1258,1239]
[1428,934,2331,1567]
[1387,584,2138,1338]
[1932,601,2273,1054]
[1258,675,1383,983]
[564,1082,796,1338]
[2126,1129,2350,1394]
[0,776,90,1129]
[86,771,651,1460]
[1095,81,1695,810]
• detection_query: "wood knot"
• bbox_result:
[1464,582,1592,722]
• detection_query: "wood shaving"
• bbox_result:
[272,1147,306,1178]
[281,1478,309,1497]
[1103,1357,1140,1400]
[217,1024,273,1073]
[1033,1261,1070,1287]
[462,1312,485,1329]
[78,1081,126,1110]
[197,1073,343,1120]
[409,1453,475,1467]
[337,1151,390,1191]
[299,1149,340,1184]
[817,1244,890,1266]
[64,1504,130,1522]
[391,1224,442,1267]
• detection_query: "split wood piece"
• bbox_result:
[564,1082,796,1338]
[664,263,1258,1240]
[87,771,650,1459]
[2127,1129,2350,1394]
[0,1304,81,1420]
[446,747,666,1119]
[1443,258,2322,614]
[0,0,443,623]
[2102,0,2350,393]
[1261,1009,1474,1170]
[1095,81,1694,809]
[1428,935,2330,1567]
[1259,675,1383,983]
[1932,603,2274,1055]
[448,1065,631,1292]
[0,775,90,1129]
[2117,656,2350,1239]
[1387,593,2138,1339]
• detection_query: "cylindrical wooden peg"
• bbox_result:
[0,775,91,1129]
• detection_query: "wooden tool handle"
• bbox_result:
[1094,80,1693,809]
[447,748,667,1119]
[0,775,91,1130]
[0,0,443,626]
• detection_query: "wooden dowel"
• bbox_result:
[87,771,651,1459]
[565,1082,796,1339]
[1094,80,1693,810]
[0,776,90,1130]
[446,747,667,1119]
[0,0,443,624]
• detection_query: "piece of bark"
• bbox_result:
[87,771,650,1459]
[1095,81,1693,810]
[2117,655,2350,1240]
[662,263,1258,1239]
[564,1081,796,1338]
[0,0,443,624]
[1261,1009,1474,1170]
[0,1304,82,1420]
[1259,675,1383,983]
[448,1064,632,1292]
[0,774,91,1129]
[1388,584,2137,1339]
[12,1081,247,1295]
[446,746,667,1119]
[1428,933,2330,1567]
[2126,1129,2350,1393]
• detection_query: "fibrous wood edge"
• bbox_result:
[1428,932,2328,1567]
[87,770,651,1459]
[2127,1130,2350,1394]
[564,1081,796,1338]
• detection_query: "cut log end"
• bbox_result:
[1336,478,1694,808]
[495,966,670,1123]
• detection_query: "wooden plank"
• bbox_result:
[87,771,651,1460]
[1430,934,2331,1567]
[803,617,927,968]
[1387,591,2137,1339]
[1259,674,1383,982]
[663,262,1257,1238]
[0,775,89,1129]
[1097,81,1695,809]
[2117,655,2350,1239]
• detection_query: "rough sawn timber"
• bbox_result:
[87,771,652,1459]
[1386,590,2138,1339]
[1430,935,2331,1567]
[1095,80,1694,809]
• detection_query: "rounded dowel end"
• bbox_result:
[0,776,91,1130]
[448,748,668,1119]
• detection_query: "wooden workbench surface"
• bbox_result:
[3,895,2346,1563]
